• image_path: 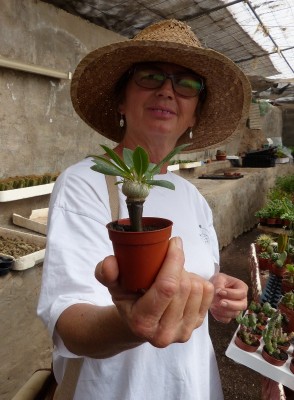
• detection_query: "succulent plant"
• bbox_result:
[91,144,188,231]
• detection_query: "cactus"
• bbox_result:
[262,311,282,356]
[263,310,294,357]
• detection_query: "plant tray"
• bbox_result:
[199,174,244,180]
[275,157,290,164]
[13,208,48,235]
[0,227,46,271]
[0,183,54,202]
[226,329,294,390]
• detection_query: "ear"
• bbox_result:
[118,103,125,114]
[190,114,197,128]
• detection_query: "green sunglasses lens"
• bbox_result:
[134,66,203,97]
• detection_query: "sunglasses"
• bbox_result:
[132,64,204,98]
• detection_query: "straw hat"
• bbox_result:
[71,19,251,152]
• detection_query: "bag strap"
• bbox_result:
[53,175,119,399]
[105,175,120,220]
[53,358,83,400]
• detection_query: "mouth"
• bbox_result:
[149,106,176,115]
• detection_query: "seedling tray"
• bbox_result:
[0,183,54,202]
[0,227,46,270]
[13,208,48,235]
[226,329,294,390]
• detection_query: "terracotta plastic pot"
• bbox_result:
[281,280,294,294]
[234,333,260,353]
[258,257,270,271]
[278,303,294,333]
[272,265,286,278]
[107,217,173,292]
[261,346,288,367]
[216,155,226,161]
[290,358,294,374]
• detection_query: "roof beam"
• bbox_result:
[244,0,294,74]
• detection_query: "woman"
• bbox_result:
[38,19,250,399]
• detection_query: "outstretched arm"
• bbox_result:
[56,237,215,358]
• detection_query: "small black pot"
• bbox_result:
[0,255,14,276]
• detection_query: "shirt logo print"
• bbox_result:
[199,225,209,244]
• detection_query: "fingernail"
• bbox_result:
[174,236,183,250]
[216,289,227,296]
[221,301,228,307]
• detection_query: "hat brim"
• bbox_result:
[71,40,251,152]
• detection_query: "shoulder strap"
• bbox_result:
[53,176,119,400]
[53,358,83,400]
[105,175,120,220]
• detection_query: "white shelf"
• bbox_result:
[0,183,54,202]
[226,330,294,391]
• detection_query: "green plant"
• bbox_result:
[283,264,294,284]
[263,311,294,356]
[262,311,282,356]
[91,144,187,231]
[236,311,260,346]
[267,175,294,202]
[255,234,274,251]
[258,252,271,262]
[0,173,59,191]
[261,302,276,318]
[248,301,262,314]
[280,291,294,310]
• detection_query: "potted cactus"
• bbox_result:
[257,251,272,271]
[261,311,289,366]
[235,311,261,352]
[215,149,227,161]
[90,144,187,291]
[255,233,274,252]
[278,291,294,333]
[282,263,294,294]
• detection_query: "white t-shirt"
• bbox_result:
[37,157,223,400]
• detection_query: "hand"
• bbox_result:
[95,237,214,348]
[209,273,248,323]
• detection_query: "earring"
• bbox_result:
[189,128,193,139]
[119,114,125,128]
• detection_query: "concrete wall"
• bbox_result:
[282,108,294,146]
[261,104,283,145]
[1,0,255,179]
[0,0,124,179]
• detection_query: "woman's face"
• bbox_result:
[119,62,199,148]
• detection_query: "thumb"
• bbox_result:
[95,255,119,287]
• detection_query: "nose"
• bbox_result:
[155,77,175,98]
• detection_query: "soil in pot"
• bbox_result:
[261,346,288,367]
[234,331,260,353]
[107,217,173,292]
